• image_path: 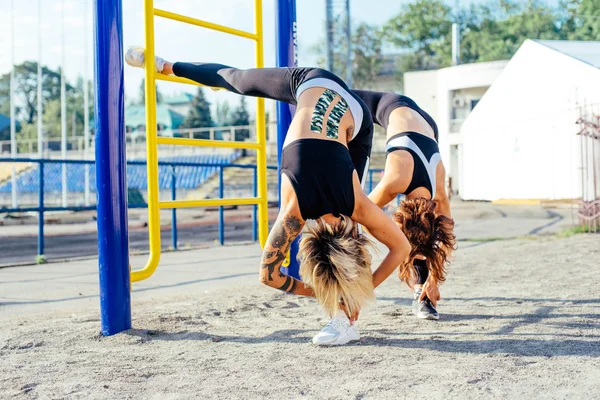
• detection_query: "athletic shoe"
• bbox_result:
[312,311,360,346]
[125,46,166,73]
[412,291,440,320]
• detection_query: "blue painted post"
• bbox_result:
[171,166,178,250]
[219,166,224,245]
[37,162,44,258]
[252,166,258,242]
[368,170,373,194]
[94,0,131,336]
[276,0,301,280]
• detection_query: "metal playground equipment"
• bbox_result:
[95,0,298,335]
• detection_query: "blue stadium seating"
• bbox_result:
[0,153,240,193]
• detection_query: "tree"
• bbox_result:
[228,97,250,141]
[0,62,65,124]
[460,0,562,64]
[561,0,600,41]
[181,87,214,136]
[138,78,163,104]
[312,21,384,89]
[0,62,93,143]
[384,0,566,71]
[384,0,453,71]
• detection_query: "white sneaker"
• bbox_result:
[125,45,165,73]
[312,311,360,346]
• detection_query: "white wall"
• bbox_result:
[405,61,507,191]
[460,40,600,201]
[404,70,438,120]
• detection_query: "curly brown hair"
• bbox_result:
[392,198,456,287]
[298,215,375,317]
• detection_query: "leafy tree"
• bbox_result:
[312,21,384,89]
[385,0,453,71]
[181,87,214,135]
[460,0,562,64]
[383,0,567,71]
[561,0,600,40]
[228,97,250,141]
[0,62,93,142]
[0,62,65,124]
[31,78,93,141]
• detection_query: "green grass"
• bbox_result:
[36,254,47,264]
[558,225,600,238]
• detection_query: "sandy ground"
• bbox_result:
[1,232,599,399]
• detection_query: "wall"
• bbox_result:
[404,60,507,194]
[460,40,600,201]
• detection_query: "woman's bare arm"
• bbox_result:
[259,211,313,296]
[433,162,452,220]
[368,180,398,209]
[351,174,411,289]
[258,175,314,297]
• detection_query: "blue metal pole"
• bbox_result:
[38,162,44,258]
[94,0,131,336]
[219,166,224,245]
[276,0,301,280]
[252,166,258,242]
[171,166,177,250]
[368,170,373,194]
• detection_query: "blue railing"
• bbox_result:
[367,168,383,194]
[0,157,278,261]
[0,157,386,263]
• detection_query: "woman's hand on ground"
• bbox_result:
[419,279,441,307]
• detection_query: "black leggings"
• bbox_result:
[414,258,429,285]
[174,62,316,105]
[172,62,374,183]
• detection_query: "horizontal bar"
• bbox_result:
[0,204,147,214]
[155,74,223,91]
[159,197,262,209]
[0,157,96,165]
[157,136,261,149]
[0,157,278,169]
[154,8,258,40]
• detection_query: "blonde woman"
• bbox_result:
[125,47,411,345]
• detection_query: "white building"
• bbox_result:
[404,60,507,195]
[459,40,600,201]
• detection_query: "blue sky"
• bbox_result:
[0,0,561,109]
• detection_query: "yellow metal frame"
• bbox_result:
[132,0,269,282]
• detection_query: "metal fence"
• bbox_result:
[0,157,279,260]
[0,157,391,263]
[577,104,600,232]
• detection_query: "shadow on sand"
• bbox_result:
[125,296,600,358]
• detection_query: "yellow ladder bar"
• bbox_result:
[156,137,261,150]
[253,0,269,246]
[131,0,269,283]
[154,8,258,40]
[160,197,261,209]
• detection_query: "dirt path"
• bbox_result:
[1,234,599,399]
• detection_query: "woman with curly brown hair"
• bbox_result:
[125,47,412,345]
[353,90,456,320]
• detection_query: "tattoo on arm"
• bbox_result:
[277,274,298,293]
[261,214,303,292]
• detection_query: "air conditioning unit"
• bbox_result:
[452,96,467,108]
